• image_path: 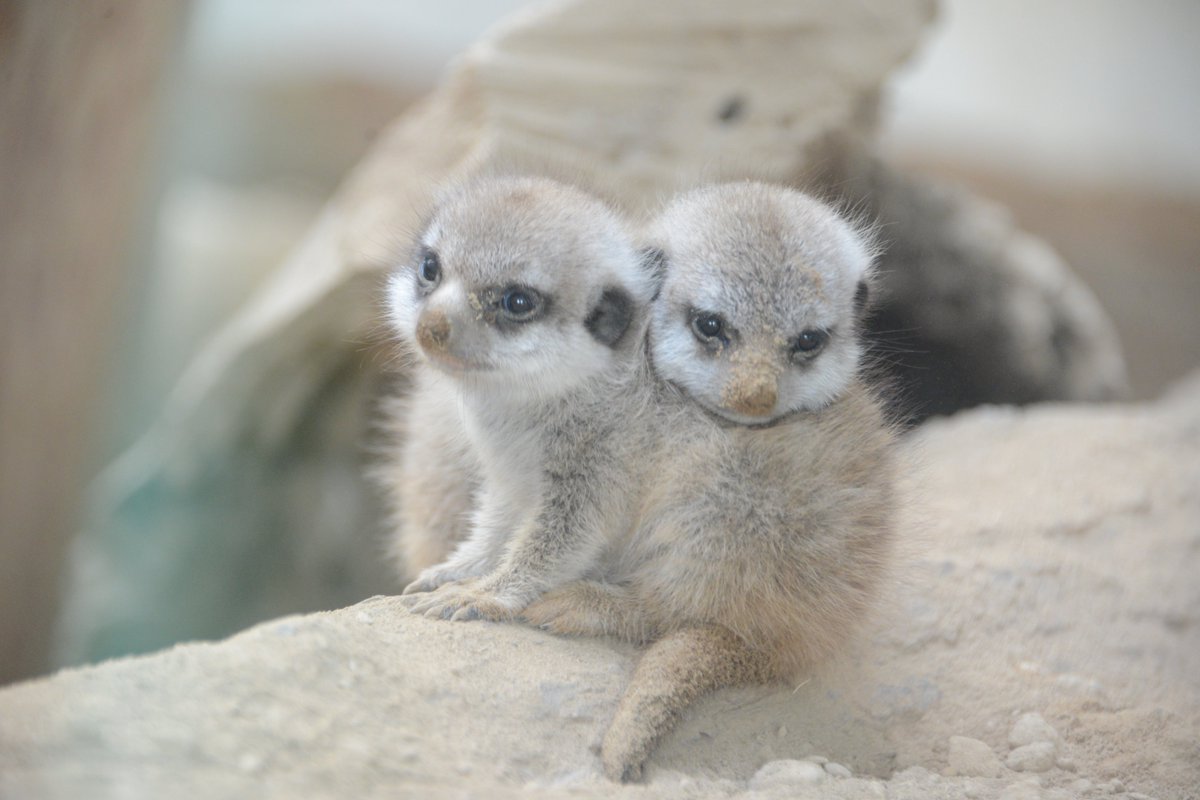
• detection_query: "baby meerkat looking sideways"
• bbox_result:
[384,176,658,621]
[522,182,896,781]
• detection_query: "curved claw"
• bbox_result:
[402,567,461,596]
[405,592,446,615]
[401,579,435,596]
[419,586,525,623]
[451,606,482,622]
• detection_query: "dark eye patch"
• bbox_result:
[469,284,549,326]
[790,328,828,359]
[689,309,729,347]
[495,285,545,322]
[501,288,537,316]
[416,247,441,292]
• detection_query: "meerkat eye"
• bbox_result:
[418,249,441,285]
[499,286,542,319]
[791,328,828,356]
[691,312,726,342]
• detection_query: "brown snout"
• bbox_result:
[722,374,778,418]
[416,308,452,354]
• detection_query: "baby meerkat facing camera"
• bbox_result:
[522,182,898,782]
[382,175,660,622]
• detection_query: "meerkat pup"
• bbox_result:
[383,175,659,621]
[521,182,897,781]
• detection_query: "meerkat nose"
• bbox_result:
[416,308,452,353]
[724,375,778,418]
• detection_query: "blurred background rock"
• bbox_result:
[2,0,1196,685]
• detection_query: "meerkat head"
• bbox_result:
[646,182,876,425]
[387,176,656,398]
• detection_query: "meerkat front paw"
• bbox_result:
[397,576,475,612]
[401,565,466,596]
[404,582,527,622]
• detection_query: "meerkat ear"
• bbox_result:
[640,248,668,301]
[585,287,635,348]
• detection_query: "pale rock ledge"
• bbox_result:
[5,374,1198,800]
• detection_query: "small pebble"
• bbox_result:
[803,754,829,765]
[749,759,825,790]
[825,761,852,778]
[999,778,1044,800]
[946,735,1004,778]
[1056,754,1077,772]
[1007,742,1058,773]
[777,724,788,737]
[841,778,887,799]
[893,765,935,783]
[1009,713,1061,748]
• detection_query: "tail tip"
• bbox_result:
[602,754,643,783]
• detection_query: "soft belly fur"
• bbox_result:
[624,383,895,677]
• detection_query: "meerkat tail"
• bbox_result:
[601,624,772,782]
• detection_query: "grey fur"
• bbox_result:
[523,182,896,781]
[383,176,659,620]
[381,179,895,782]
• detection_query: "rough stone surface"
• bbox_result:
[750,759,826,790]
[1007,743,1059,774]
[998,780,1044,800]
[4,374,1199,798]
[1009,713,1061,749]
[946,736,1004,778]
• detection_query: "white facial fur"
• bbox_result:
[647,182,875,425]
[388,176,656,401]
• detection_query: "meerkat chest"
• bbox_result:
[632,416,818,559]
[459,399,546,495]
